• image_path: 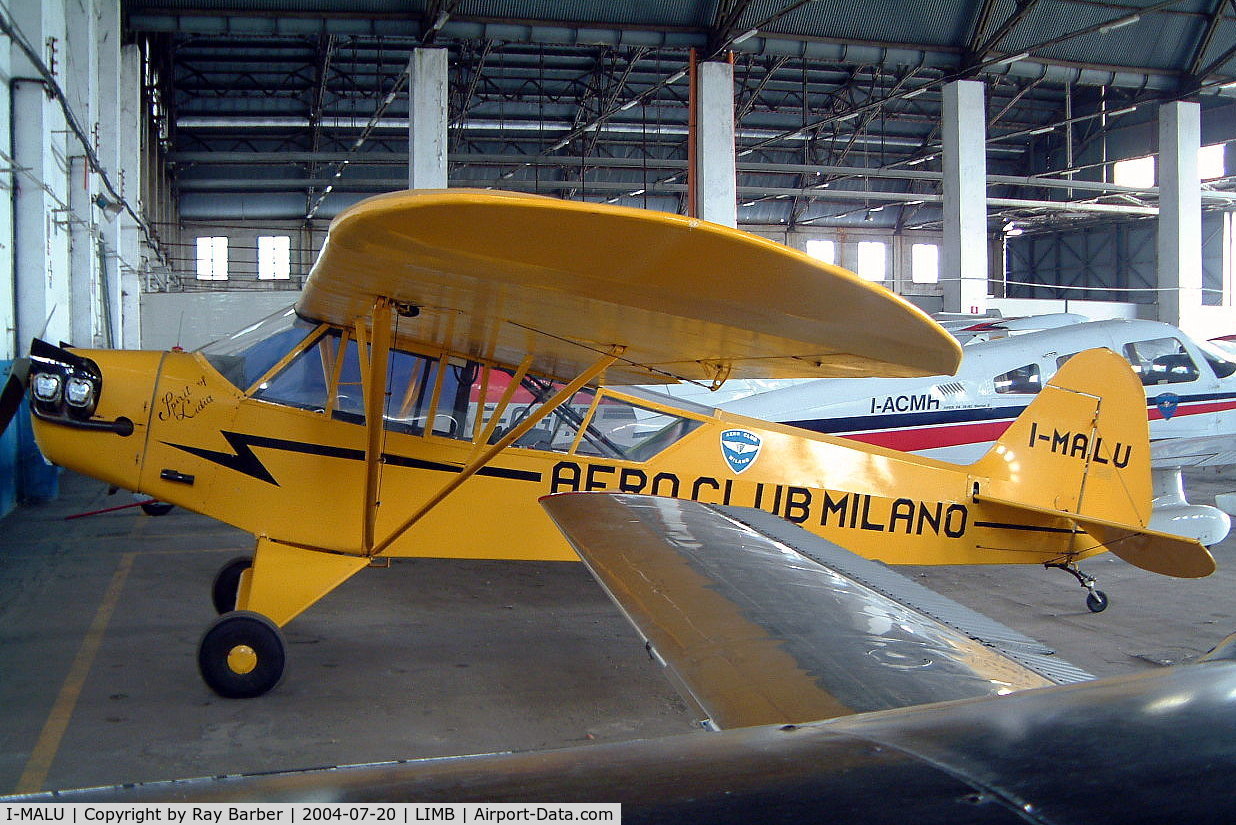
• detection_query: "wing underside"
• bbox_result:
[297,190,962,386]
[540,493,1090,730]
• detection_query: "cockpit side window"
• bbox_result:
[1198,342,1236,379]
[251,330,336,412]
[199,308,320,392]
[487,372,702,460]
[1123,338,1199,385]
[993,363,1042,394]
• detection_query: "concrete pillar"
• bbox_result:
[408,48,448,190]
[13,73,72,348]
[0,18,13,361]
[941,80,989,314]
[694,61,737,228]
[66,0,99,346]
[95,0,123,346]
[68,156,96,346]
[1157,100,1202,328]
[118,44,143,347]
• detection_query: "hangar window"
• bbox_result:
[911,243,939,284]
[1123,338,1199,385]
[855,241,887,281]
[196,236,228,280]
[1114,155,1155,188]
[805,239,836,264]
[257,235,291,280]
[1200,144,1226,181]
[993,363,1042,394]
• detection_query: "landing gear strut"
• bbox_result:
[1046,562,1109,613]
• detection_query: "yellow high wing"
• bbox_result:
[297,189,962,387]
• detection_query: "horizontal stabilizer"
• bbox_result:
[541,493,1089,730]
[976,492,1215,578]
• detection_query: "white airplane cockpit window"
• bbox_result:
[199,308,319,392]
[1197,340,1236,379]
[993,363,1042,394]
[1123,338,1200,385]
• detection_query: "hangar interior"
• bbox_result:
[1,0,1236,799]
[0,0,1232,541]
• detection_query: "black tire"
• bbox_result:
[198,611,285,698]
[1086,590,1109,613]
[140,500,174,516]
[212,555,254,614]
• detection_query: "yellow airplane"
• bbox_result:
[0,189,1215,699]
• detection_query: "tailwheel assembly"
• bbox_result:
[198,610,286,698]
[211,555,254,614]
[1046,561,1109,613]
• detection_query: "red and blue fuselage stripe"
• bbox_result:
[787,392,1236,452]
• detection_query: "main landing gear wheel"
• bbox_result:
[1046,562,1109,613]
[212,555,254,614]
[198,611,285,698]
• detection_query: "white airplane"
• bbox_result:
[686,318,1236,546]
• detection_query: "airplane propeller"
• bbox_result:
[0,356,31,436]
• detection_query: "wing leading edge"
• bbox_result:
[540,493,1089,730]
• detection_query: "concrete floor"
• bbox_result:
[2,467,1234,796]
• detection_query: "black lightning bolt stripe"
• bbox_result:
[164,431,542,486]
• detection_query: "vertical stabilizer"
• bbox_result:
[972,348,1213,577]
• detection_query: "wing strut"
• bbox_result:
[368,348,623,557]
[361,298,393,553]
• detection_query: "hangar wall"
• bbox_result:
[0,0,169,516]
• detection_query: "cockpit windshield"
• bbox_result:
[198,307,319,391]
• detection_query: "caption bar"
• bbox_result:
[1,805,620,824]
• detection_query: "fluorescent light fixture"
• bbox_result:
[1099,14,1139,34]
[665,70,687,84]
[1027,126,1054,135]
[732,28,760,44]
[1108,105,1137,117]
[619,99,639,111]
[992,52,1030,66]
[904,87,927,99]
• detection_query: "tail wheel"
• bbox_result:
[198,611,285,698]
[1086,590,1110,613]
[140,500,175,516]
[212,555,254,614]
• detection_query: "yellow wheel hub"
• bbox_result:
[227,644,259,675]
